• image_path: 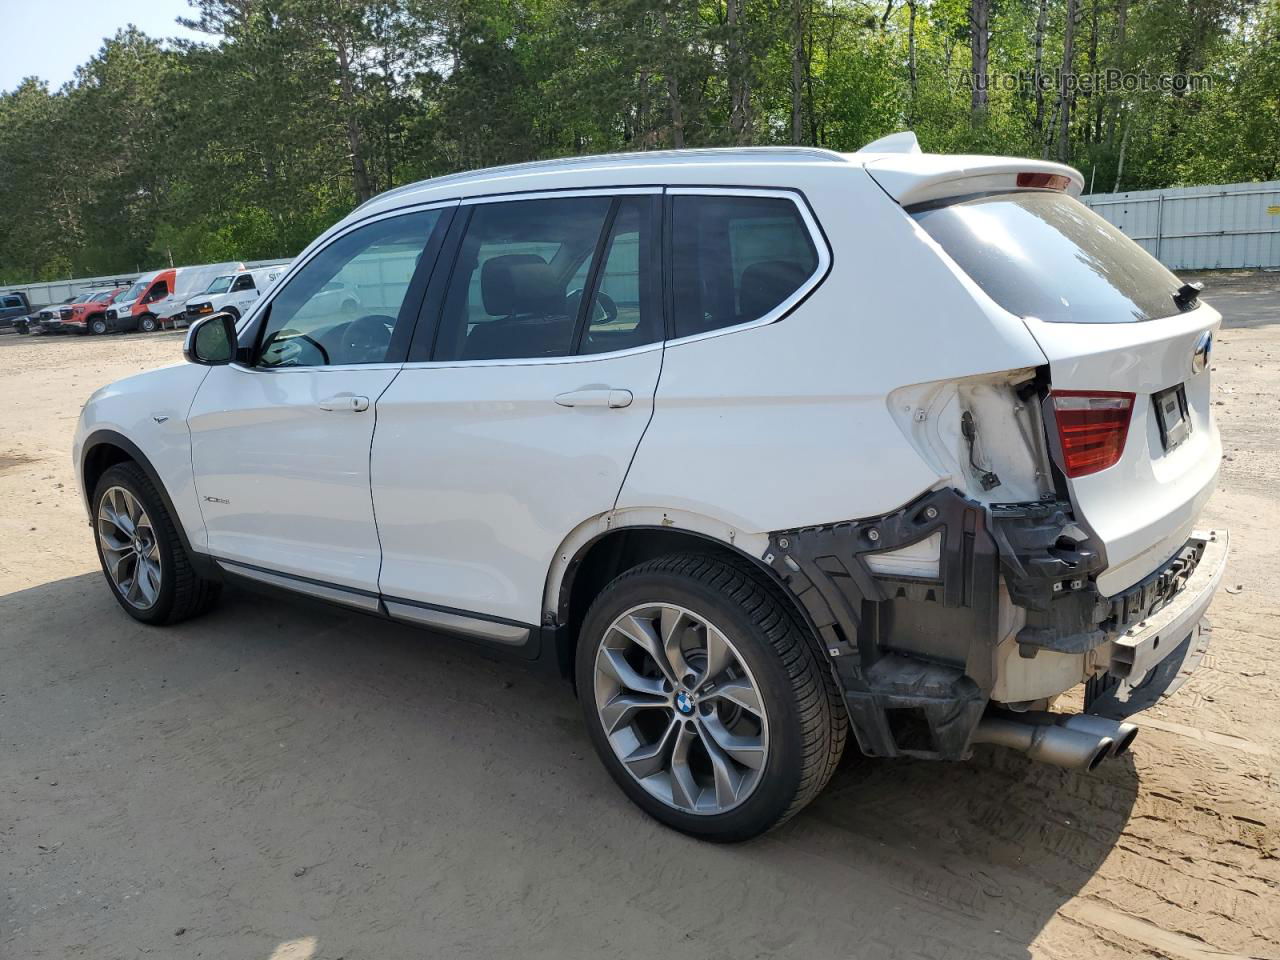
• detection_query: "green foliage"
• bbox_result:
[1,0,1276,283]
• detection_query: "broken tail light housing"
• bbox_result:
[1051,391,1135,477]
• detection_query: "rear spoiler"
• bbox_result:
[854,141,1084,207]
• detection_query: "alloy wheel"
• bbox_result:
[592,602,770,815]
[96,485,162,609]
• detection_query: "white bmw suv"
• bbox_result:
[74,137,1228,841]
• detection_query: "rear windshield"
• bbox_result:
[912,191,1184,323]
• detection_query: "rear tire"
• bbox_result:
[92,462,221,625]
[576,552,847,842]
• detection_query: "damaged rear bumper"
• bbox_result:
[765,489,1227,762]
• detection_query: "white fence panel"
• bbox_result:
[1084,181,1280,270]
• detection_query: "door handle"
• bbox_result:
[318,394,370,412]
[554,388,633,409]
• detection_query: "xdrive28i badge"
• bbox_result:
[1192,330,1213,375]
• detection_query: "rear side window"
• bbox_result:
[670,194,819,339]
[912,191,1184,323]
[3,295,24,308]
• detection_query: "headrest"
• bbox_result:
[739,260,809,319]
[481,254,563,317]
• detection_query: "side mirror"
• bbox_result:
[184,312,238,366]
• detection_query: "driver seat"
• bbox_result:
[463,254,572,360]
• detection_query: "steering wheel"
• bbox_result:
[565,289,619,324]
[263,329,330,366]
[342,314,395,363]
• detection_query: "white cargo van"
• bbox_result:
[179,264,289,327]
[151,262,246,330]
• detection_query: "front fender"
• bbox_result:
[75,363,211,553]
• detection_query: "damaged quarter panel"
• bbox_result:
[617,167,1049,533]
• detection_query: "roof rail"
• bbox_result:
[354,146,850,212]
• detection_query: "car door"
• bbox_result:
[187,203,454,598]
[371,191,665,639]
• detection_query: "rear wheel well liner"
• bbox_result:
[552,525,830,684]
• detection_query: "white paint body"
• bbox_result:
[74,145,1225,703]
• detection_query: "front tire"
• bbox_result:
[139,314,158,333]
[89,318,107,335]
[92,462,221,625]
[576,553,847,842]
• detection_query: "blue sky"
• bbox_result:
[1,0,208,94]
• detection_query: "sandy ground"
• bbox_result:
[0,278,1277,960]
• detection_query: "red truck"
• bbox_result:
[63,287,129,335]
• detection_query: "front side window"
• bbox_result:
[231,274,255,292]
[4,295,25,308]
[434,196,613,362]
[144,282,168,302]
[257,209,442,368]
[670,194,819,339]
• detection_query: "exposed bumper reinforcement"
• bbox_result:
[1106,529,1227,683]
[767,489,1228,762]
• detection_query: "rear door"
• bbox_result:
[912,189,1221,595]
[371,191,664,633]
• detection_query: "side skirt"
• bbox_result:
[212,557,547,662]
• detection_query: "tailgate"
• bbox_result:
[1026,307,1221,594]
[909,186,1223,597]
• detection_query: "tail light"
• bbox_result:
[1051,391,1135,477]
[1017,172,1071,190]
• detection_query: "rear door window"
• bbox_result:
[433,196,612,362]
[912,191,1184,323]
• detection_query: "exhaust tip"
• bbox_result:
[1111,724,1139,757]
[1087,737,1115,771]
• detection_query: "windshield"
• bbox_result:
[120,280,148,301]
[204,275,235,294]
[912,191,1184,323]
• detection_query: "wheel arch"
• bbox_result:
[544,509,827,682]
[81,430,216,578]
